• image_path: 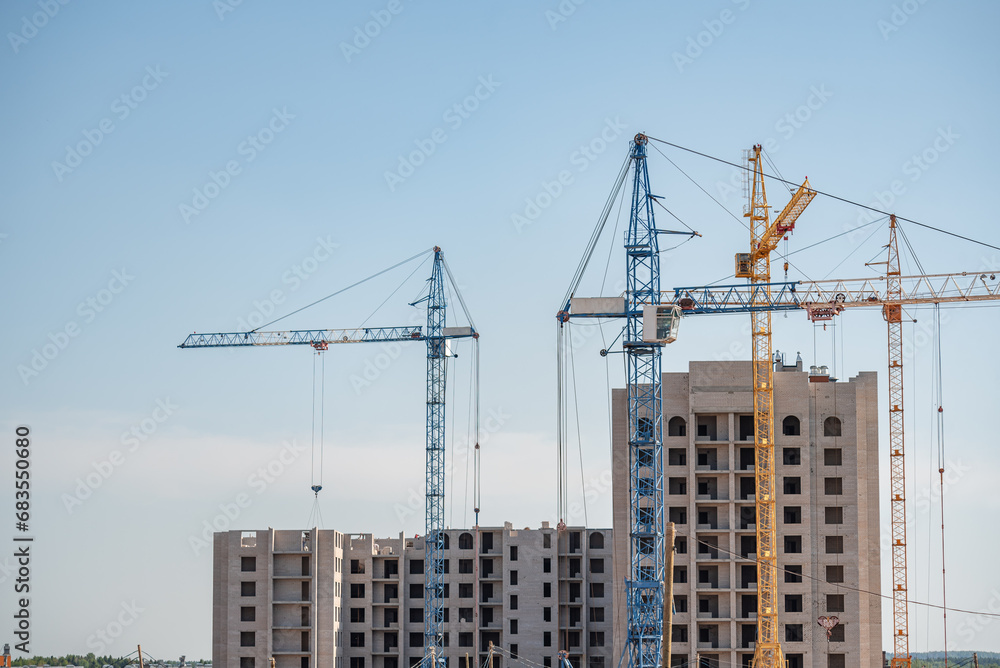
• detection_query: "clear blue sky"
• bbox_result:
[1,0,999,659]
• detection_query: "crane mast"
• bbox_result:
[885,217,910,668]
[744,146,784,668]
[623,133,665,668]
[422,248,447,665]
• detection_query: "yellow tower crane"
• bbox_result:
[735,145,817,668]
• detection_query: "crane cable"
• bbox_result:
[647,139,819,283]
[646,136,1000,253]
[568,322,588,527]
[556,323,567,526]
[307,349,327,528]
[472,334,481,527]
[439,254,482,526]
[253,247,435,332]
[679,530,1000,619]
[933,303,950,667]
[560,151,631,310]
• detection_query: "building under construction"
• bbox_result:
[213,358,881,668]
[214,524,616,668]
[610,360,882,668]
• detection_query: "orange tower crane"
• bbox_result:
[671,216,1000,668]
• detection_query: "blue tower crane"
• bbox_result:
[180,246,477,668]
[558,134,692,668]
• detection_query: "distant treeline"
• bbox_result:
[12,657,133,668]
[910,653,1000,668]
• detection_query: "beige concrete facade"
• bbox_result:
[611,360,882,668]
[215,524,615,668]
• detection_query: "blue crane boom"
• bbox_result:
[179,247,476,668]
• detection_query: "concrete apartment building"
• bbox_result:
[611,359,882,668]
[215,524,616,668]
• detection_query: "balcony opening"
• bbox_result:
[668,448,687,466]
[696,415,718,441]
[784,594,803,613]
[824,416,842,437]
[740,594,756,618]
[783,506,802,524]
[588,532,604,550]
[739,535,756,559]
[738,415,754,441]
[782,416,800,436]
[782,447,801,465]
[783,477,802,495]
[668,416,687,437]
[480,532,494,553]
[696,449,717,469]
